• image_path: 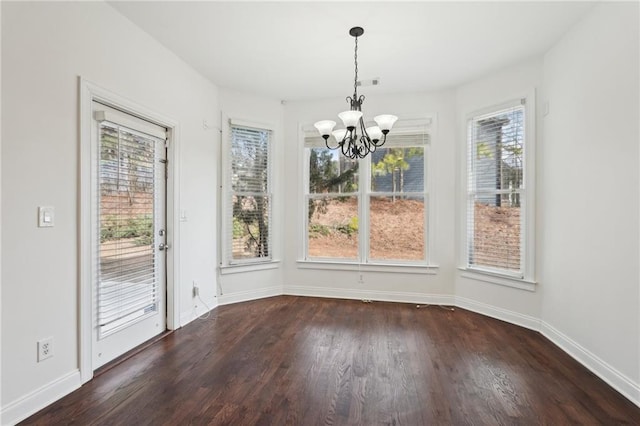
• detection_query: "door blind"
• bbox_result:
[97,120,164,337]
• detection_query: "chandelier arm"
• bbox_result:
[359,117,370,141]
[341,131,351,156]
[358,141,368,159]
[378,132,388,147]
[351,130,366,158]
[342,139,352,158]
[360,134,371,157]
[351,129,364,159]
[324,137,340,150]
[359,117,376,156]
[370,133,386,149]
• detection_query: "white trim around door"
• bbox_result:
[79,78,181,384]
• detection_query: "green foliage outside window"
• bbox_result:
[100,215,153,246]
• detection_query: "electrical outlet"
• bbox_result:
[358,273,364,284]
[38,337,54,362]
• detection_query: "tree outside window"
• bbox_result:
[230,126,272,262]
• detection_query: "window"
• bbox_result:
[303,120,431,265]
[465,98,533,279]
[227,123,272,264]
[370,141,426,262]
[306,146,360,260]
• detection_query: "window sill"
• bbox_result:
[297,260,439,275]
[458,267,536,292]
[220,260,281,275]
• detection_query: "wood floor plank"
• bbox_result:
[20,296,640,425]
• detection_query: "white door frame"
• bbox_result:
[79,78,181,383]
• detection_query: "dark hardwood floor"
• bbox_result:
[22,296,640,425]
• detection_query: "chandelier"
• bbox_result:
[314,27,398,159]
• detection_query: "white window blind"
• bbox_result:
[466,101,525,276]
[94,103,166,139]
[228,125,272,262]
[97,118,165,337]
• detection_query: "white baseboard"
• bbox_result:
[1,369,81,426]
[540,321,640,408]
[284,284,455,306]
[217,286,283,306]
[454,296,541,332]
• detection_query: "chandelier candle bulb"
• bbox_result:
[332,128,348,143]
[314,120,336,140]
[374,114,398,134]
[313,26,398,159]
[338,110,363,130]
[366,126,383,142]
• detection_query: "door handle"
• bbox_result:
[159,243,170,251]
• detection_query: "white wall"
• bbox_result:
[1,2,219,422]
[217,88,285,304]
[455,58,544,323]
[282,90,457,302]
[540,2,639,402]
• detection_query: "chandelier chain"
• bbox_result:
[353,35,359,97]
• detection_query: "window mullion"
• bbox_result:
[359,156,370,264]
[424,141,432,264]
[302,147,310,261]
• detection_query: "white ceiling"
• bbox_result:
[109,1,594,101]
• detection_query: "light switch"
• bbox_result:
[38,206,55,227]
[180,210,188,222]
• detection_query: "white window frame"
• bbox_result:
[220,117,278,273]
[298,116,438,273]
[459,91,536,289]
